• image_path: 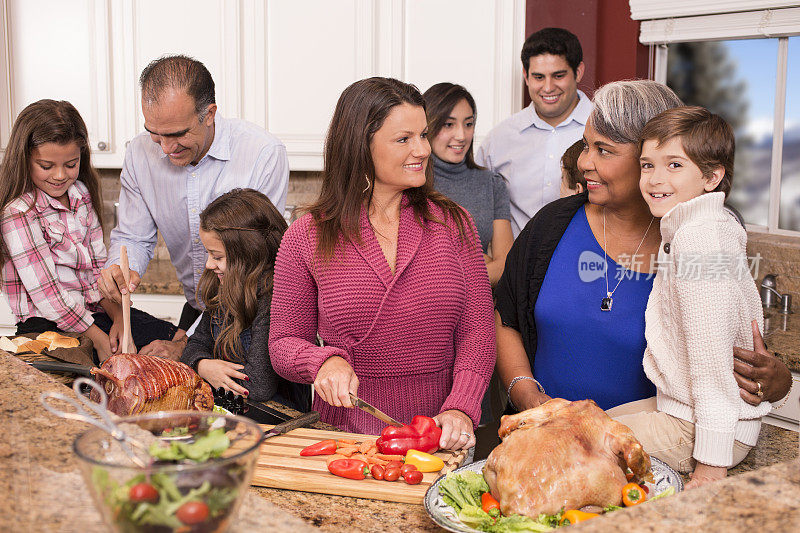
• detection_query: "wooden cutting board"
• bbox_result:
[251,425,467,504]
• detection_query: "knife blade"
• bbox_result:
[261,410,321,440]
[349,393,403,427]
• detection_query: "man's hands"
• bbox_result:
[98,264,141,304]
[84,324,115,363]
[139,331,188,361]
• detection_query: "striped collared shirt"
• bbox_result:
[107,115,289,309]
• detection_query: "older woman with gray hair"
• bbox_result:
[494,80,791,417]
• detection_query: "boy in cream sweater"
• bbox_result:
[615,106,770,490]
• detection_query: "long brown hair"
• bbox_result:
[198,188,287,361]
[308,77,470,261]
[0,100,103,267]
[423,82,482,170]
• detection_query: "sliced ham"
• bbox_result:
[90,354,214,416]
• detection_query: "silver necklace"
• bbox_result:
[601,209,655,311]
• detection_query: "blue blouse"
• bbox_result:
[533,206,657,410]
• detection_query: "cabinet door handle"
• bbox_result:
[97,141,108,151]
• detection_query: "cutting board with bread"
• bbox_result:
[1,331,93,367]
[251,426,467,504]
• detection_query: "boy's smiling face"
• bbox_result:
[639,137,724,218]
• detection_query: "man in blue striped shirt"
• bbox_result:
[99,55,288,359]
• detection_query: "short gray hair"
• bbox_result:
[590,80,683,144]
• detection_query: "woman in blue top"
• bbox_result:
[423,83,513,286]
[495,80,792,414]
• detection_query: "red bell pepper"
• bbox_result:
[299,439,337,456]
[375,415,441,455]
[327,459,369,480]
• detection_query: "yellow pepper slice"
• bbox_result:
[404,449,444,472]
[559,509,600,526]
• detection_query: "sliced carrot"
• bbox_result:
[351,453,370,464]
[358,441,372,454]
[375,453,404,461]
[336,439,356,446]
[369,457,388,466]
[335,447,357,457]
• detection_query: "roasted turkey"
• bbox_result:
[483,398,652,517]
[90,354,214,416]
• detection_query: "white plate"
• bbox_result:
[424,456,683,532]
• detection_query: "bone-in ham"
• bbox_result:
[90,354,214,416]
[483,398,652,517]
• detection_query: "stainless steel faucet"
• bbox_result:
[760,274,792,314]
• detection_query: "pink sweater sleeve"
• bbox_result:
[438,212,496,427]
[268,216,350,384]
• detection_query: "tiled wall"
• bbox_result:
[98,169,323,258]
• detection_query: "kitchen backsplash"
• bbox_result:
[98,169,323,257]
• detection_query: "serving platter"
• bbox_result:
[424,457,683,532]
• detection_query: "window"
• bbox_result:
[637,3,800,234]
[667,39,778,227]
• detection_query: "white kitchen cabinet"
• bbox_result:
[764,371,800,431]
[0,0,114,161]
[0,0,525,170]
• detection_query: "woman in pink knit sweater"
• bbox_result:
[269,78,495,448]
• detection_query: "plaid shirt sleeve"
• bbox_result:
[1,207,95,332]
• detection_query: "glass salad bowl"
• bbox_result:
[73,410,264,533]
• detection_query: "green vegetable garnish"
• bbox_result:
[148,427,230,462]
[649,486,675,501]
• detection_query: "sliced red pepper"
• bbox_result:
[376,415,442,455]
[299,439,338,456]
[328,459,369,480]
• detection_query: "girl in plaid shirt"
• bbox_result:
[0,100,175,362]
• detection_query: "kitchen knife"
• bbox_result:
[349,393,403,427]
[261,410,321,441]
[27,361,92,377]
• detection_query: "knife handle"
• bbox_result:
[271,410,320,434]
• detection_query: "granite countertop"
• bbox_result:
[0,352,315,532]
[138,257,183,295]
[764,309,800,373]
[5,351,799,532]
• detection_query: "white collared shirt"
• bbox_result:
[107,115,289,309]
[477,91,592,236]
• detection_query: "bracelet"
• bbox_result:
[772,377,796,410]
[506,376,545,411]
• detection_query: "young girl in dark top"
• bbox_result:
[181,188,303,407]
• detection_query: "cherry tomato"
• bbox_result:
[385,461,404,470]
[384,466,401,481]
[128,483,159,503]
[403,470,423,485]
[400,463,417,476]
[176,501,210,525]
[370,465,385,480]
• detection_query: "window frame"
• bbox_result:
[638,5,800,235]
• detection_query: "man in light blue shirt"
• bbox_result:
[98,55,289,359]
[477,28,592,236]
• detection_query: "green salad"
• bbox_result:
[92,427,245,533]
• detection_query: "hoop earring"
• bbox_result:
[362,175,371,194]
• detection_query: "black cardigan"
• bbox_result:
[495,191,589,365]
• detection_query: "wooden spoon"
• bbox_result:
[119,246,136,354]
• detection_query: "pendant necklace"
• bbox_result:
[601,209,654,311]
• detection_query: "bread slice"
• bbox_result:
[36,331,62,342]
[11,336,30,348]
[0,336,17,353]
[47,335,80,350]
[37,331,80,350]
[18,339,48,354]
